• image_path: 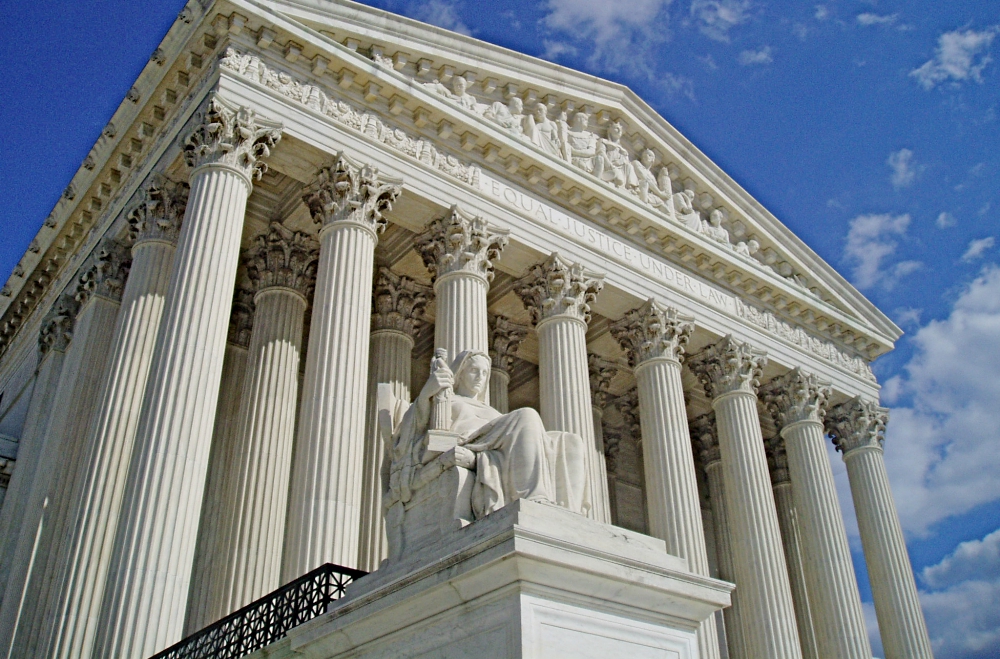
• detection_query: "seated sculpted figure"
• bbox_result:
[389,350,591,521]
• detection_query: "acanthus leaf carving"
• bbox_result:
[688,335,767,399]
[76,240,132,305]
[183,94,283,182]
[825,397,888,455]
[39,294,80,355]
[372,266,430,338]
[415,206,509,282]
[227,287,255,348]
[587,353,618,410]
[689,412,720,468]
[488,314,528,373]
[610,299,694,367]
[761,367,832,429]
[245,222,319,298]
[127,174,189,246]
[764,435,790,485]
[302,153,402,237]
[514,253,604,326]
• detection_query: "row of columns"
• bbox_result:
[0,89,933,659]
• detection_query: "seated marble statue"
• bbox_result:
[390,350,591,521]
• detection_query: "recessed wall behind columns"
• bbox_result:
[215,75,879,402]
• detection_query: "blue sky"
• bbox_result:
[1,1,998,656]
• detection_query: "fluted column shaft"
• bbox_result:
[828,398,933,659]
[185,336,250,634]
[95,96,280,658]
[489,369,510,413]
[435,273,488,362]
[358,330,413,571]
[690,337,802,659]
[284,156,402,579]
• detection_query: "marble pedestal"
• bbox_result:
[252,499,731,659]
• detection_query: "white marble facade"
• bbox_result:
[0,1,932,658]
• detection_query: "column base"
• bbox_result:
[254,500,732,659]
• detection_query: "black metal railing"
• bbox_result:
[150,563,368,659]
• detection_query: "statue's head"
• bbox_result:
[641,148,656,167]
[452,351,491,401]
[509,97,524,114]
[452,75,468,95]
[573,112,589,130]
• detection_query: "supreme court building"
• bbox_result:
[0,1,934,658]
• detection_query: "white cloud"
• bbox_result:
[887,148,917,188]
[911,27,999,90]
[410,0,472,36]
[863,601,885,659]
[919,529,1000,658]
[962,237,996,262]
[894,307,923,327]
[937,212,958,228]
[738,46,772,66]
[689,0,751,42]
[843,213,921,289]
[857,13,898,27]
[814,5,829,21]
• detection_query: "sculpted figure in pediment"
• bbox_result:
[593,121,631,188]
[734,238,761,260]
[424,75,483,113]
[628,149,674,208]
[672,188,703,230]
[562,112,599,173]
[701,209,732,245]
[526,103,563,157]
[484,96,526,135]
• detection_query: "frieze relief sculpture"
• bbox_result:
[378,349,591,559]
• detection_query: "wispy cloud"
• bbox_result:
[856,13,897,27]
[814,5,829,21]
[738,46,772,66]
[410,0,472,36]
[843,213,921,289]
[887,148,918,189]
[936,212,958,228]
[911,27,999,90]
[962,237,995,262]
[689,0,751,42]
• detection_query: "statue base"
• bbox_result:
[256,500,731,659]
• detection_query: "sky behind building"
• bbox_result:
[0,1,997,657]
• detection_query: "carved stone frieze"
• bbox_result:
[825,397,888,455]
[688,335,767,399]
[415,207,509,283]
[514,253,604,326]
[227,288,255,348]
[588,353,618,410]
[245,222,319,298]
[76,241,132,306]
[127,175,189,246]
[610,299,694,367]
[690,413,720,468]
[183,94,283,182]
[301,154,403,237]
[372,267,430,338]
[761,368,832,429]
[39,294,80,355]
[488,314,528,373]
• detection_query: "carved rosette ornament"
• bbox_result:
[76,240,132,305]
[610,299,694,368]
[764,436,791,485]
[183,95,283,184]
[372,267,430,337]
[826,397,889,455]
[38,294,80,355]
[227,288,255,348]
[689,413,720,468]
[588,353,618,410]
[688,335,767,399]
[302,154,403,238]
[514,253,604,326]
[415,207,510,283]
[488,315,528,373]
[245,222,319,300]
[762,368,832,429]
[127,175,189,245]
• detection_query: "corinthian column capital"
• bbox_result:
[762,367,832,429]
[610,299,694,367]
[514,253,604,326]
[127,175,189,246]
[372,267,431,338]
[689,413,720,467]
[39,294,80,355]
[688,335,767,399]
[183,95,283,183]
[227,288,255,348]
[415,207,509,283]
[76,240,132,306]
[302,154,403,238]
[764,435,791,485]
[826,397,888,454]
[489,314,528,373]
[588,353,618,409]
[245,222,319,300]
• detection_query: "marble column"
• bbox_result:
[515,254,609,522]
[93,96,281,659]
[765,436,820,659]
[488,314,527,414]
[184,291,253,634]
[358,268,429,572]
[827,398,933,659]
[691,414,746,659]
[38,176,186,659]
[283,154,402,578]
[0,300,74,600]
[587,353,617,502]
[764,370,872,659]
[209,223,317,620]
[688,337,803,659]
[3,244,127,658]
[415,206,508,370]
[611,300,720,659]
